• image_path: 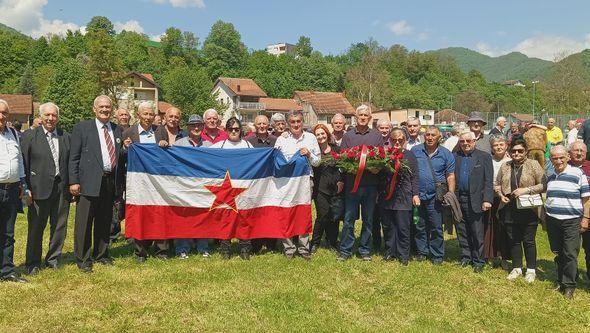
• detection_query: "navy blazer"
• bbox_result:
[20,126,71,201]
[453,148,494,213]
[69,119,123,197]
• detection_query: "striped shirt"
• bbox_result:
[545,165,590,219]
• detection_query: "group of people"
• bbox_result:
[1,96,589,299]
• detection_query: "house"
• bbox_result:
[507,112,534,124]
[434,109,469,124]
[0,94,33,128]
[266,43,296,56]
[259,98,303,119]
[212,77,268,123]
[116,72,160,116]
[293,91,355,130]
[503,80,526,87]
[372,108,436,127]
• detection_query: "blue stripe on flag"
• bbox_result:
[127,144,310,179]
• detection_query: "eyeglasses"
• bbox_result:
[391,138,405,143]
[510,149,525,154]
[459,139,474,143]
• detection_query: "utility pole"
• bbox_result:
[532,80,539,121]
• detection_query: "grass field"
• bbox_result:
[1,208,590,332]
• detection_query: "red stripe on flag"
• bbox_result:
[124,204,312,240]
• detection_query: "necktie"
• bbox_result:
[103,124,117,168]
[47,132,59,176]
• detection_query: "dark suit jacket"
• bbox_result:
[69,119,123,197]
[122,124,158,144]
[453,148,494,214]
[20,126,71,201]
[155,125,186,144]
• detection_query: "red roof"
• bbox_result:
[127,72,158,87]
[0,94,33,115]
[216,77,267,97]
[260,98,302,112]
[158,101,174,114]
[434,109,468,123]
[509,113,534,122]
[293,91,355,115]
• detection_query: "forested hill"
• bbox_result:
[431,47,553,82]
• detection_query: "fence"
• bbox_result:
[480,112,586,132]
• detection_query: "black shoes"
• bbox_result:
[45,262,58,270]
[1,273,28,283]
[415,255,427,262]
[563,288,575,300]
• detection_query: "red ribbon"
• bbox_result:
[350,145,368,193]
[385,158,401,200]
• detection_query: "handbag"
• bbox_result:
[516,194,543,209]
[426,156,448,202]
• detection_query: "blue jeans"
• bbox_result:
[175,239,209,254]
[0,185,19,277]
[339,185,377,257]
[415,198,444,261]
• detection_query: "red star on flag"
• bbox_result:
[205,171,247,212]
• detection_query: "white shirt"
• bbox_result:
[42,125,60,176]
[95,119,115,172]
[210,139,252,149]
[405,135,422,150]
[0,127,25,183]
[442,136,459,151]
[567,127,578,147]
[492,156,511,188]
[274,131,321,168]
[137,124,156,144]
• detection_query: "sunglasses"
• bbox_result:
[459,139,474,143]
[510,149,525,154]
[228,127,241,133]
[391,138,405,143]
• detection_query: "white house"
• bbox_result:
[266,43,296,56]
[212,77,268,123]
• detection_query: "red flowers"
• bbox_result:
[330,145,406,174]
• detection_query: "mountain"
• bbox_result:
[431,47,553,82]
[0,22,26,36]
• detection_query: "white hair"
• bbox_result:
[331,113,345,122]
[271,112,286,124]
[137,101,154,113]
[93,95,112,107]
[356,104,371,115]
[496,116,507,124]
[203,108,219,118]
[0,99,9,110]
[568,141,587,152]
[550,145,568,156]
[376,118,391,128]
[39,102,60,117]
[407,116,421,125]
[459,130,475,140]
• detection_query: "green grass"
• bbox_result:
[1,207,590,332]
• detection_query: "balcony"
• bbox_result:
[236,101,265,111]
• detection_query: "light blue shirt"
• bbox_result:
[137,124,156,144]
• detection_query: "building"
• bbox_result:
[372,108,436,127]
[266,43,296,56]
[0,94,33,128]
[259,98,303,119]
[434,109,469,124]
[507,112,534,124]
[213,77,268,123]
[503,80,526,87]
[293,91,355,129]
[116,72,160,116]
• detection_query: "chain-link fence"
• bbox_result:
[480,112,586,131]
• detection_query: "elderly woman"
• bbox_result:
[211,117,254,260]
[380,129,420,265]
[495,138,546,283]
[310,124,343,253]
[485,135,511,267]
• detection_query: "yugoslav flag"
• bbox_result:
[125,144,312,240]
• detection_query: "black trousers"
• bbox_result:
[134,239,169,258]
[582,230,590,279]
[456,194,485,266]
[26,177,70,269]
[74,174,114,268]
[505,223,537,269]
[110,195,124,241]
[546,215,581,289]
[383,209,411,261]
[251,239,277,253]
[311,191,339,248]
[220,239,251,254]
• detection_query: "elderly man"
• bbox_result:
[405,117,423,150]
[270,113,287,137]
[331,113,346,146]
[453,131,494,272]
[507,122,521,143]
[489,116,507,139]
[20,103,71,275]
[115,108,131,131]
[372,118,393,250]
[460,111,491,154]
[201,109,228,145]
[411,126,456,264]
[546,118,564,146]
[69,95,123,272]
[376,119,392,148]
[275,110,320,260]
[248,115,278,253]
[567,141,590,284]
[546,145,590,299]
[337,105,384,261]
[156,107,185,147]
[524,122,548,168]
[122,101,169,262]
[566,120,578,148]
[0,99,28,282]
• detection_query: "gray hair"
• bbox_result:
[496,116,507,124]
[459,130,475,140]
[390,128,405,138]
[376,118,391,128]
[407,116,421,125]
[203,108,219,118]
[550,145,568,156]
[489,135,506,145]
[39,102,60,117]
[569,141,587,152]
[0,98,9,110]
[331,113,345,122]
[287,110,304,121]
[271,113,286,124]
[356,104,371,115]
[137,101,154,113]
[93,95,112,107]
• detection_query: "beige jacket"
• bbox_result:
[495,158,546,197]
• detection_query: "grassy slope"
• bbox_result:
[0,208,589,332]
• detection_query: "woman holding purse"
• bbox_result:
[495,138,546,283]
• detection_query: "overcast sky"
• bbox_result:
[1,0,589,61]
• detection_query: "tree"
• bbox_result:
[16,63,36,97]
[0,31,32,91]
[115,31,150,71]
[203,20,248,80]
[161,27,184,59]
[86,16,115,36]
[86,30,123,104]
[345,42,390,108]
[295,36,313,58]
[454,90,492,114]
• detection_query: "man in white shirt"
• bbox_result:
[0,99,28,282]
[274,110,320,260]
[405,117,424,150]
[566,120,579,148]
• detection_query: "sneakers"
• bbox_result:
[507,268,523,281]
[178,252,189,260]
[524,270,536,283]
[201,252,211,258]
